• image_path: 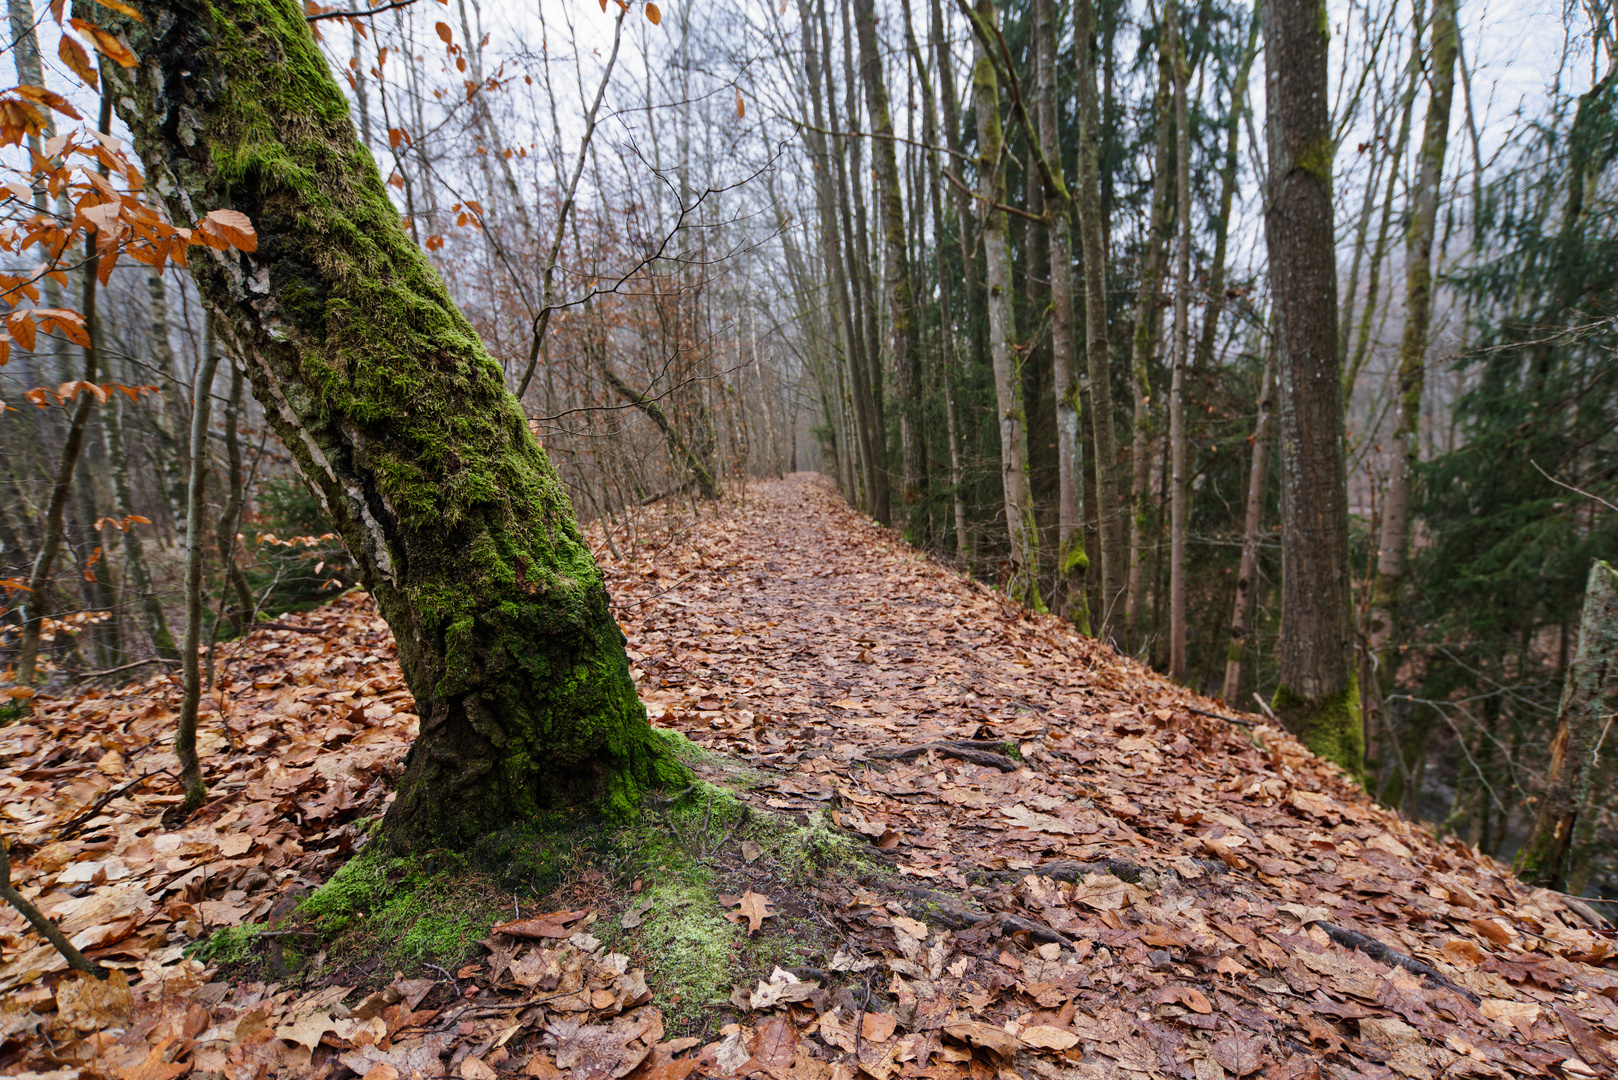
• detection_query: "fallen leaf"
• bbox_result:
[722,890,775,935]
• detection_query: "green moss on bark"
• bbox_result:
[96,0,686,852]
[1273,678,1365,785]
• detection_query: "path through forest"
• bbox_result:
[2,475,1616,1078]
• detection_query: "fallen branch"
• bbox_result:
[1313,920,1481,1004]
[66,657,180,679]
[55,769,171,843]
[0,837,108,980]
[867,740,1021,773]
[1184,706,1257,728]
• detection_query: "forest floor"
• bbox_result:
[2,473,1617,1080]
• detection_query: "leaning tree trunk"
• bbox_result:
[1515,561,1618,891]
[98,0,681,852]
[1221,343,1276,704]
[1263,0,1361,779]
[1167,0,1190,683]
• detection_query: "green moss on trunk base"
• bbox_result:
[1273,678,1365,785]
[95,0,688,852]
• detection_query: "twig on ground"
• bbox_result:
[56,770,172,843]
[1,837,108,980]
[1184,706,1257,728]
[66,657,180,679]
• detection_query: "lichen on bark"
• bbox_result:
[93,0,684,851]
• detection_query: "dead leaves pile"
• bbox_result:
[596,475,1618,1079]
[0,595,416,1075]
[0,474,1615,1079]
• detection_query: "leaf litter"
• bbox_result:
[1,474,1615,1079]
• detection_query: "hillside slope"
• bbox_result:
[0,474,1613,1079]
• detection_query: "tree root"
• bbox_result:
[894,885,1076,947]
[866,740,1021,772]
[1312,920,1481,1004]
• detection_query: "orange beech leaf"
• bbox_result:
[7,311,36,351]
[435,21,452,43]
[93,0,144,19]
[198,208,257,252]
[645,1,661,23]
[58,35,98,89]
[67,19,137,67]
[33,308,90,346]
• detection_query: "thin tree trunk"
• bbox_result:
[1192,12,1261,376]
[12,87,113,685]
[1032,0,1088,630]
[1515,561,1618,890]
[1168,0,1191,682]
[1263,0,1361,777]
[854,0,924,519]
[907,0,970,558]
[1344,0,1424,404]
[1074,0,1124,639]
[818,0,881,515]
[105,0,681,851]
[105,328,176,661]
[1368,0,1457,698]
[1124,53,1174,648]
[1221,341,1276,703]
[214,359,256,634]
[176,316,220,812]
[972,0,1042,610]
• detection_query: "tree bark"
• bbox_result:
[1515,561,1618,890]
[1168,0,1190,683]
[1074,0,1124,640]
[1033,0,1088,631]
[854,0,924,519]
[1344,0,1423,404]
[1221,342,1276,704]
[176,316,219,812]
[972,0,1042,611]
[1263,0,1362,778]
[1367,0,1457,702]
[1123,52,1174,649]
[100,0,681,851]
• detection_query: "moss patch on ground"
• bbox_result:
[193,760,898,1035]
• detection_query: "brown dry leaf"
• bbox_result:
[943,1021,1022,1059]
[750,1015,799,1069]
[1469,918,1515,947]
[492,910,588,939]
[1208,1033,1266,1076]
[54,968,132,1032]
[115,1034,190,1080]
[722,890,775,935]
[1019,1025,1080,1050]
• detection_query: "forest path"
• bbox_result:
[1,474,1614,1077]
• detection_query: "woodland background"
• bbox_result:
[0,0,1615,897]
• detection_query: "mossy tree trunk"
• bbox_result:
[97,0,681,852]
[1262,0,1363,780]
